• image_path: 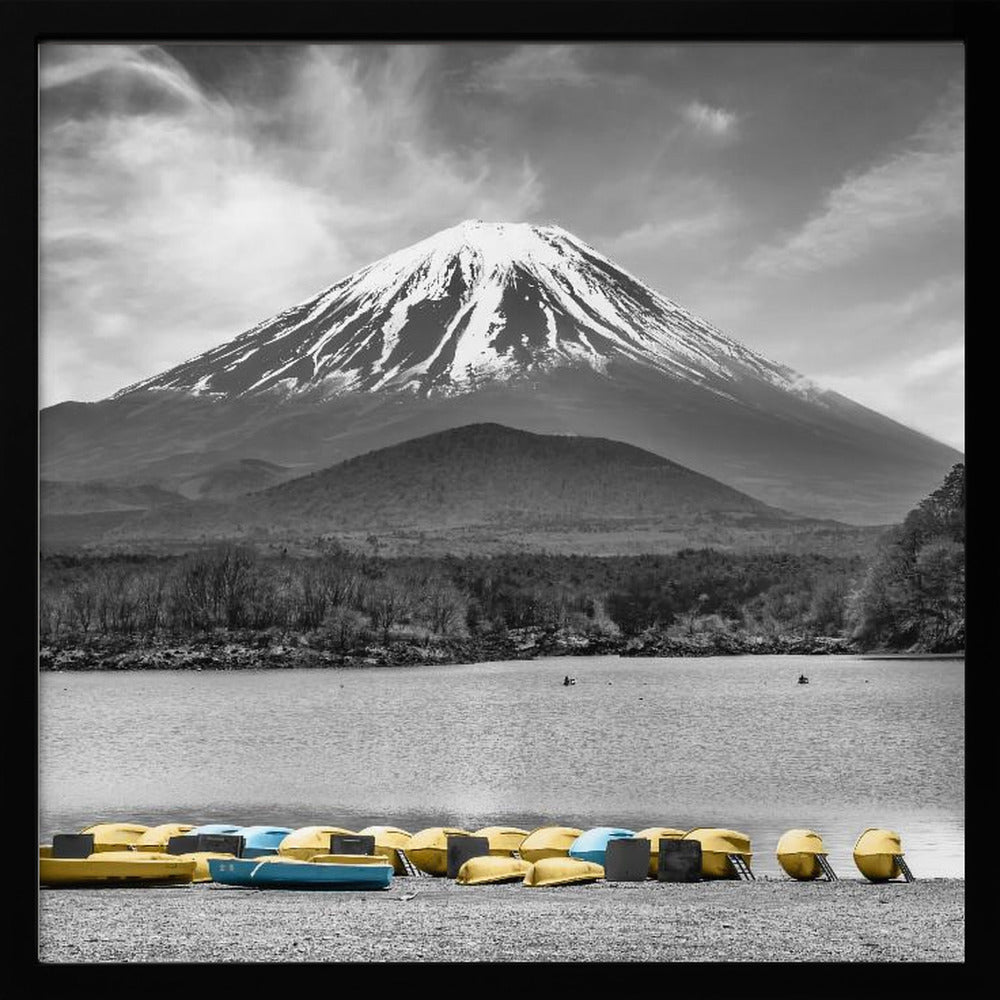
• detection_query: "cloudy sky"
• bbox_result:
[39,42,964,449]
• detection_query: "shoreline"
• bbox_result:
[36,628,951,672]
[38,877,964,963]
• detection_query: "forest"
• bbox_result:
[38,464,965,666]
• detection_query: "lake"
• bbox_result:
[38,654,964,878]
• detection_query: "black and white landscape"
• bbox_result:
[37,39,966,965]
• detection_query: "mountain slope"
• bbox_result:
[41,220,962,524]
[93,424,882,556]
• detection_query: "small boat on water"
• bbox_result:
[568,827,637,867]
[404,827,473,876]
[523,857,604,887]
[358,825,413,873]
[40,851,196,888]
[776,829,830,880]
[134,823,196,852]
[473,827,530,856]
[238,826,294,859]
[853,828,910,882]
[80,823,149,852]
[455,855,533,885]
[518,826,584,864]
[635,827,686,877]
[798,674,809,685]
[278,826,357,860]
[208,854,393,890]
[682,828,753,879]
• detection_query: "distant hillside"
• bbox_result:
[70,423,887,556]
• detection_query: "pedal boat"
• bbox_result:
[853,828,906,882]
[134,823,196,852]
[359,825,413,873]
[404,827,473,876]
[40,851,196,888]
[568,827,637,867]
[523,857,605,887]
[635,827,685,877]
[239,826,294,858]
[682,828,753,879]
[518,826,584,864]
[277,826,357,860]
[188,824,243,836]
[208,854,393,890]
[473,827,530,856]
[776,829,830,880]
[80,823,150,852]
[172,852,238,882]
[456,855,533,885]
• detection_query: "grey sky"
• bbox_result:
[39,42,964,449]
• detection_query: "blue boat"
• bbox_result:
[238,826,294,859]
[568,827,637,866]
[208,856,394,890]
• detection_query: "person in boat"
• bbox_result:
[563,675,571,686]
[798,674,809,684]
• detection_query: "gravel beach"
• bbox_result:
[38,876,964,963]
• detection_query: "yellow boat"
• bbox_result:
[473,826,530,856]
[277,826,357,860]
[518,826,584,864]
[456,855,533,885]
[39,844,53,858]
[358,825,412,874]
[80,822,150,852]
[134,823,196,852]
[635,827,685,877]
[404,827,472,876]
[309,853,398,866]
[682,828,753,879]
[40,851,196,887]
[853,828,907,882]
[776,829,829,880]
[523,857,604,887]
[172,851,237,882]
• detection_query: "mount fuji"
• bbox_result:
[41,220,961,525]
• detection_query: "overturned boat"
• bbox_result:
[853,828,913,882]
[776,829,833,881]
[518,826,584,863]
[358,825,413,873]
[277,826,357,860]
[473,827,530,856]
[635,827,685,877]
[682,828,753,879]
[80,823,150,852]
[40,851,196,888]
[523,857,605,887]
[568,827,636,867]
[455,855,533,885]
[404,827,473,876]
[134,823,196,852]
[208,854,393,890]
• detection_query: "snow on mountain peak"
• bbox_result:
[114,219,817,402]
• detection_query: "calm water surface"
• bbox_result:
[39,655,964,878]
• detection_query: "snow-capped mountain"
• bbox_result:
[43,220,962,525]
[115,219,814,402]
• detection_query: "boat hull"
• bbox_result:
[776,829,828,881]
[359,826,413,874]
[682,829,753,879]
[134,823,195,852]
[524,857,605,887]
[239,827,294,859]
[853,828,905,882]
[518,827,584,864]
[568,828,636,868]
[208,857,392,890]
[80,823,150,852]
[456,856,532,885]
[473,827,530,857]
[405,828,472,876]
[278,826,357,861]
[40,854,195,888]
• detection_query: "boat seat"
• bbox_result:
[51,833,95,859]
[658,840,702,882]
[604,838,650,881]
[330,834,375,855]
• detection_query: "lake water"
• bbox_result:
[38,654,964,878]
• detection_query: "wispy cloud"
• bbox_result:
[746,83,964,275]
[39,44,544,404]
[682,100,739,137]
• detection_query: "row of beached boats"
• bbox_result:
[38,821,914,890]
